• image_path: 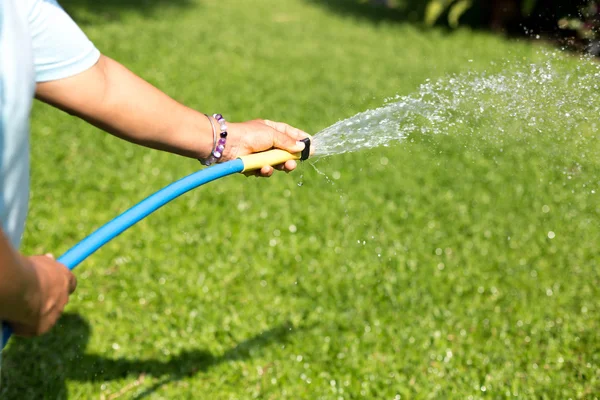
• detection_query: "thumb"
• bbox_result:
[273,133,306,154]
[263,120,310,153]
[67,271,77,294]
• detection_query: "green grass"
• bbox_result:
[2,0,600,398]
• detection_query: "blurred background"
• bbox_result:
[328,0,600,54]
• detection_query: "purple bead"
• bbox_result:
[216,144,225,152]
[203,155,216,166]
[218,138,226,145]
[213,151,222,158]
[214,114,223,121]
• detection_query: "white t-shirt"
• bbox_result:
[0,0,100,248]
[0,0,100,363]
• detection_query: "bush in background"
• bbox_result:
[557,1,600,54]
[369,0,599,54]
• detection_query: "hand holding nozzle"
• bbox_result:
[213,119,312,176]
[239,137,313,173]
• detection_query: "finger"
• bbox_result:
[263,121,310,153]
[245,161,296,176]
[284,159,297,172]
[272,132,306,154]
[67,271,77,294]
[259,165,274,177]
[45,253,55,259]
[274,160,297,172]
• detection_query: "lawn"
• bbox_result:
[2,0,599,398]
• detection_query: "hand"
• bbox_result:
[10,254,77,337]
[221,119,311,177]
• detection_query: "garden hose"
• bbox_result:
[2,138,311,348]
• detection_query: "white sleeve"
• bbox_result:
[27,0,101,82]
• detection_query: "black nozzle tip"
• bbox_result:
[300,137,311,161]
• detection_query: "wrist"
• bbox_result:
[173,110,215,160]
[20,257,43,324]
[192,112,216,160]
[199,114,232,165]
[5,256,41,326]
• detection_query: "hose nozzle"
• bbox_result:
[239,136,313,172]
[300,137,311,161]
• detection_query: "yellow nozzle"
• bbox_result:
[239,149,301,172]
[239,137,312,173]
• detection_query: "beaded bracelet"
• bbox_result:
[204,113,216,156]
[200,114,228,166]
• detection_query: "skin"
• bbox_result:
[1,54,310,336]
[0,232,76,336]
[35,55,311,176]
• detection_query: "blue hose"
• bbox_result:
[2,159,244,348]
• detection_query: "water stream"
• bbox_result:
[312,50,600,166]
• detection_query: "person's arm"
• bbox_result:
[35,55,309,176]
[0,229,76,336]
[0,230,39,326]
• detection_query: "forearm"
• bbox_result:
[36,55,213,159]
[0,230,39,325]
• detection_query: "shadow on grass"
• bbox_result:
[0,313,297,399]
[303,0,428,25]
[59,0,195,25]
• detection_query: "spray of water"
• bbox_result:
[312,50,600,164]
